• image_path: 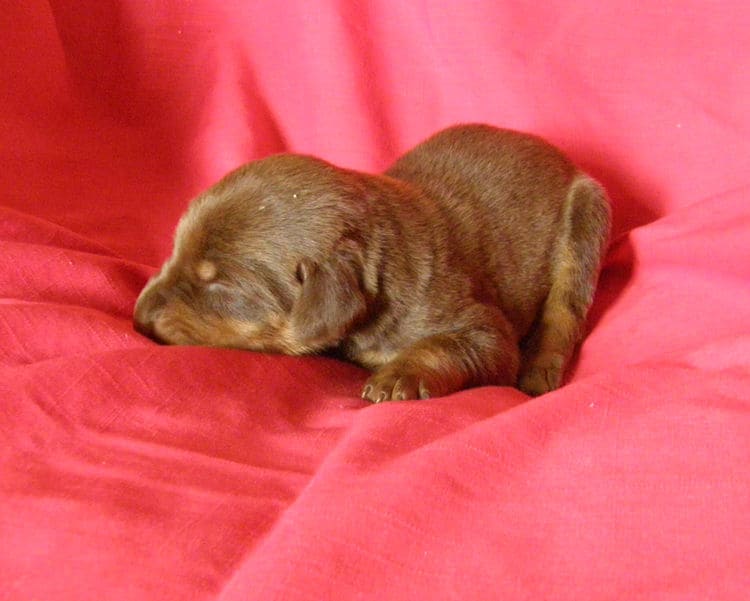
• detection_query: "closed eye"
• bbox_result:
[206,281,231,295]
[203,281,251,316]
[197,280,236,307]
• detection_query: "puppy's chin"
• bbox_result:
[150,309,323,356]
[149,311,223,347]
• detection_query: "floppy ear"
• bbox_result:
[289,240,367,350]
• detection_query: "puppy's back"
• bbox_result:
[385,124,591,336]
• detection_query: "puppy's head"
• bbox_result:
[134,154,368,354]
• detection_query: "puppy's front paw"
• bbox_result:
[362,366,433,402]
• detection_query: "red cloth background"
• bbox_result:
[2,2,749,599]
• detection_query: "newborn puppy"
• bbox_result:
[134,124,611,401]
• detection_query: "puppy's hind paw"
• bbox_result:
[518,354,565,396]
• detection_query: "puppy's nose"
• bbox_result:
[133,285,166,339]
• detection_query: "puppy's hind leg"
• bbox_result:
[518,176,611,396]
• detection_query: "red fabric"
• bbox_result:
[2,2,749,599]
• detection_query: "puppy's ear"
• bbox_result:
[289,240,367,350]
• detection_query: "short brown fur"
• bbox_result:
[134,124,611,401]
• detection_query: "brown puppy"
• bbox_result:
[134,124,611,401]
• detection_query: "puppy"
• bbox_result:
[134,124,611,401]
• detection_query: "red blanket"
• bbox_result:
[2,2,749,599]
